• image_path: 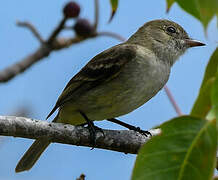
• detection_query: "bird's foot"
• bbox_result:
[107,118,152,137]
[86,122,104,149]
[79,111,104,148]
[92,125,105,138]
[133,127,152,137]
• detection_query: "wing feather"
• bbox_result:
[46,44,137,119]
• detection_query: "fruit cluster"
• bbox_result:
[63,1,95,37]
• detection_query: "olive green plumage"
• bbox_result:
[15,19,205,172]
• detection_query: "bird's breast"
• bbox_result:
[111,57,170,114]
[76,56,170,120]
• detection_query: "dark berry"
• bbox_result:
[74,18,95,37]
[63,1,80,18]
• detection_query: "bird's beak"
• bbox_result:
[185,39,206,47]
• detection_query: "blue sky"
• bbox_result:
[0,0,217,180]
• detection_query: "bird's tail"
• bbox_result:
[15,139,50,173]
[15,114,59,173]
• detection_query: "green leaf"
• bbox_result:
[200,48,218,88]
[166,0,175,12]
[211,73,218,169]
[211,73,218,119]
[191,48,218,118]
[132,116,217,180]
[167,0,218,29]
[109,0,118,22]
[191,78,215,118]
[211,71,218,131]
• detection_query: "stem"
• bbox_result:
[47,17,67,44]
[93,0,99,30]
[0,116,160,154]
[97,31,126,42]
[16,21,44,43]
[164,85,183,116]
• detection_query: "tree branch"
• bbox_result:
[0,0,103,83]
[47,17,67,45]
[0,46,50,82]
[0,19,125,83]
[0,115,160,154]
[16,21,44,43]
[93,0,99,30]
[164,85,183,116]
[0,35,90,82]
[97,31,126,42]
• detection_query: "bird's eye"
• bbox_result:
[166,26,176,33]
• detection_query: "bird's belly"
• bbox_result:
[76,59,170,120]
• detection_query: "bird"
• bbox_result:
[15,19,205,172]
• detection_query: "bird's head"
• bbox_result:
[128,19,205,65]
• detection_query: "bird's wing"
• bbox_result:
[46,43,137,119]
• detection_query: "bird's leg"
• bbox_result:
[79,122,105,137]
[107,118,151,137]
[79,111,104,147]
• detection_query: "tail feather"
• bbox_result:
[15,139,50,173]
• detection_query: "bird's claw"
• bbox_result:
[134,127,152,137]
[87,124,104,149]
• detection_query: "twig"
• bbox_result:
[76,174,86,180]
[0,115,160,154]
[51,36,87,50]
[93,0,99,30]
[0,36,91,82]
[0,1,111,83]
[164,85,183,116]
[0,36,88,82]
[97,31,126,42]
[0,46,50,82]
[16,21,44,44]
[47,17,67,45]
[0,21,125,83]
[0,27,127,82]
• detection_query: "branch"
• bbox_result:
[164,85,183,116]
[0,1,103,83]
[76,174,86,180]
[0,115,160,154]
[16,21,44,43]
[47,17,67,44]
[0,26,125,83]
[97,31,126,42]
[93,0,99,30]
[0,46,50,82]
[0,35,91,82]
